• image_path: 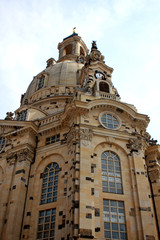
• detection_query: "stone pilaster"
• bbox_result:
[146,145,160,236]
[0,153,16,239]
[1,148,34,240]
[126,139,159,240]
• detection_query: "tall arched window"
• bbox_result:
[99,82,109,93]
[101,151,123,194]
[41,163,59,204]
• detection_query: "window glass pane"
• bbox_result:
[103,200,127,240]
[101,113,119,129]
[0,137,5,152]
[120,224,126,231]
[120,232,127,239]
[104,231,111,238]
[17,110,27,121]
[101,151,123,194]
[37,209,56,240]
[104,214,110,221]
[45,134,60,145]
[104,222,110,230]
[118,202,124,208]
[41,163,59,205]
[112,223,118,230]
[112,231,119,239]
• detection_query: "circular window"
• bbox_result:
[100,113,119,129]
[0,137,6,153]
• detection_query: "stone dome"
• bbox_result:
[23,60,84,104]
[21,33,89,106]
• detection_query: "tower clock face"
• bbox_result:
[95,71,104,79]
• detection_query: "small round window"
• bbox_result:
[101,113,119,129]
[0,137,5,153]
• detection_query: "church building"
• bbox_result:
[0,32,160,240]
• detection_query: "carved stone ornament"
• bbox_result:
[67,128,79,148]
[89,50,104,62]
[17,149,34,163]
[5,112,14,120]
[148,164,160,182]
[126,138,142,153]
[143,132,151,141]
[79,128,93,146]
[67,128,93,147]
[6,153,16,166]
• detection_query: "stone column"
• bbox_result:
[1,149,33,240]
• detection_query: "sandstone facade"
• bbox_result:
[0,32,160,240]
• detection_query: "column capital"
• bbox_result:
[16,149,34,163]
[6,153,17,166]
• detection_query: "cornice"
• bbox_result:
[74,99,150,126]
[1,121,38,138]
[89,61,114,73]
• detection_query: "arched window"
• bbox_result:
[101,151,123,194]
[17,110,27,121]
[41,163,59,204]
[38,75,45,90]
[80,47,85,56]
[0,137,5,153]
[99,82,109,93]
[64,44,72,55]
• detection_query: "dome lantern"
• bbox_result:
[57,32,89,62]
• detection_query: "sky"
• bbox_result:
[0,0,160,142]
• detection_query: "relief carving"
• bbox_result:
[148,161,160,182]
[126,138,142,153]
[6,153,16,166]
[17,149,34,163]
[67,128,93,147]
[6,149,34,166]
[79,128,93,146]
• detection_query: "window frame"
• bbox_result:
[0,136,6,153]
[46,134,60,145]
[37,208,56,240]
[103,199,127,240]
[37,75,45,90]
[16,110,28,121]
[101,151,123,195]
[40,163,59,205]
[99,111,121,130]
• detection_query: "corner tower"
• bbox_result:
[0,32,160,240]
